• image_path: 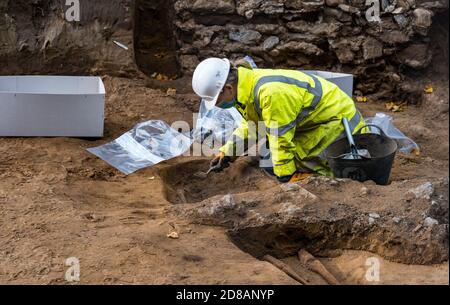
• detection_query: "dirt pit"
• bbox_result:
[160,158,278,204]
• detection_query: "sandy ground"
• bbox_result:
[0,75,448,285]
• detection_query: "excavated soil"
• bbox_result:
[0,0,448,286]
[160,158,278,204]
[0,74,448,285]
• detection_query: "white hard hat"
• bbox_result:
[192,58,231,109]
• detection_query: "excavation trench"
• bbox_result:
[167,160,449,268]
[160,158,278,204]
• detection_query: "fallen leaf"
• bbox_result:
[424,85,434,94]
[167,232,179,239]
[356,96,368,103]
[385,102,406,113]
[155,73,170,81]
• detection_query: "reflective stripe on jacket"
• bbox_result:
[220,67,365,177]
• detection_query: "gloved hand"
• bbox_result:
[210,152,231,172]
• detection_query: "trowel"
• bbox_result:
[193,163,223,179]
[342,118,371,160]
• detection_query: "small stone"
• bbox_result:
[394,14,409,28]
[280,183,301,192]
[413,8,433,35]
[392,7,405,14]
[398,44,432,69]
[245,10,254,19]
[392,217,402,224]
[360,187,370,196]
[424,217,439,227]
[262,36,280,51]
[406,182,435,200]
[229,28,262,45]
[167,232,179,239]
[329,179,339,186]
[166,88,177,97]
[363,38,383,60]
[369,217,376,225]
[191,0,235,14]
[369,213,381,219]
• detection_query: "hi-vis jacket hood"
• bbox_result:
[220,67,365,178]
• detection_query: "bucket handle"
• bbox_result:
[355,124,389,138]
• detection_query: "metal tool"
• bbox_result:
[193,162,223,179]
[342,118,371,160]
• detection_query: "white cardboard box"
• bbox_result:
[302,70,354,98]
[0,76,105,137]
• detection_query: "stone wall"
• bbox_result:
[0,0,135,76]
[174,0,448,97]
[1,0,448,98]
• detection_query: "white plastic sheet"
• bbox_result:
[365,113,420,154]
[88,120,193,175]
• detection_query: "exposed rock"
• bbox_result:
[424,217,439,227]
[363,38,383,60]
[329,37,362,63]
[338,4,361,15]
[171,176,449,265]
[285,0,325,11]
[280,183,302,192]
[286,20,342,37]
[398,43,432,69]
[191,0,236,14]
[262,36,280,51]
[369,213,381,219]
[326,0,346,7]
[406,182,435,200]
[393,217,402,224]
[198,194,237,217]
[0,0,446,98]
[229,28,262,45]
[276,41,324,56]
[413,8,434,35]
[179,55,200,74]
[394,14,409,28]
[420,1,448,10]
[254,24,287,35]
[360,186,371,196]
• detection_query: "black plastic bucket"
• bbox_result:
[324,125,398,185]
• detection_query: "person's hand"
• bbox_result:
[210,152,231,172]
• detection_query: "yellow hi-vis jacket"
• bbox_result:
[219,67,365,178]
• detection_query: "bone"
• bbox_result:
[298,249,340,285]
[263,255,309,285]
[176,188,188,204]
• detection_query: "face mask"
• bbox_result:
[218,99,237,109]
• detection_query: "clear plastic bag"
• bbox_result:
[365,113,420,154]
[88,101,243,175]
[192,100,243,148]
[87,120,193,175]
